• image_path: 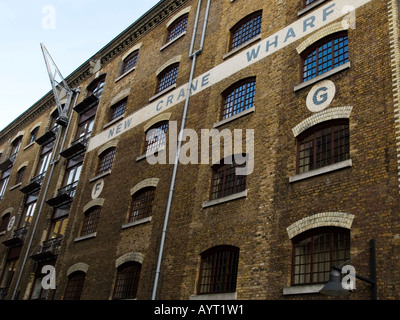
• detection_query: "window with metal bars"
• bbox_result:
[64,271,86,300]
[230,11,262,50]
[297,120,350,174]
[144,121,168,154]
[302,32,349,82]
[110,99,127,121]
[97,148,116,174]
[120,51,139,75]
[113,262,142,300]
[292,227,350,285]
[80,206,101,236]
[210,157,247,200]
[221,78,256,120]
[198,246,239,294]
[156,63,179,93]
[129,187,155,223]
[167,14,188,43]
[0,213,10,233]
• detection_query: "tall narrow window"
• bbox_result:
[81,206,101,236]
[29,128,39,144]
[144,121,168,155]
[297,120,350,174]
[230,11,262,50]
[113,262,142,300]
[36,141,54,179]
[0,167,11,199]
[0,213,10,233]
[121,51,139,75]
[292,227,350,285]
[21,195,37,228]
[64,271,86,300]
[48,206,69,240]
[156,63,179,93]
[88,75,106,99]
[198,246,240,295]
[167,14,188,43]
[129,187,155,223]
[302,32,349,82]
[97,148,116,174]
[210,157,247,200]
[16,166,26,185]
[221,78,256,120]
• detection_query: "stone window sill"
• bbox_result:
[89,170,111,183]
[289,159,352,183]
[223,35,262,60]
[115,67,136,83]
[136,147,165,162]
[189,292,237,300]
[294,62,351,92]
[160,31,186,51]
[213,107,255,128]
[122,216,152,229]
[74,232,97,242]
[202,190,247,208]
[283,284,324,296]
[149,84,177,102]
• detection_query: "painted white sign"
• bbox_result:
[7,216,15,231]
[88,0,371,152]
[91,179,104,199]
[307,80,336,112]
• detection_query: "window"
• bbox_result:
[297,120,350,174]
[210,158,247,200]
[167,14,188,43]
[97,148,116,174]
[21,195,37,228]
[198,246,239,294]
[80,206,101,236]
[0,257,18,291]
[144,121,168,154]
[48,206,69,240]
[0,213,10,233]
[120,51,139,75]
[156,63,179,93]
[292,227,350,285]
[221,78,256,120]
[88,75,106,99]
[302,32,349,82]
[36,141,54,178]
[129,187,155,223]
[64,271,86,300]
[10,137,22,161]
[16,167,26,185]
[304,0,319,5]
[230,11,262,50]
[0,167,11,199]
[113,262,142,299]
[110,98,127,121]
[29,128,39,144]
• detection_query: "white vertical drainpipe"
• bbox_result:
[152,0,211,300]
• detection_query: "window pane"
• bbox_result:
[113,262,141,300]
[145,122,168,154]
[129,188,155,222]
[157,64,179,93]
[98,148,116,174]
[222,80,256,119]
[231,12,262,50]
[167,15,188,43]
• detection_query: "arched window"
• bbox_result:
[0,213,10,233]
[16,166,26,185]
[81,206,101,236]
[129,187,156,223]
[87,75,106,99]
[144,121,168,154]
[97,147,116,174]
[113,262,142,300]
[230,11,262,50]
[221,78,256,120]
[120,51,139,76]
[291,227,350,285]
[297,120,350,174]
[29,127,39,144]
[198,246,240,294]
[210,156,247,200]
[64,271,86,300]
[167,13,188,43]
[302,32,349,82]
[156,63,179,93]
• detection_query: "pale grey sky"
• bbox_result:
[0,0,160,131]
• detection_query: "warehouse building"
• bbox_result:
[1,0,400,300]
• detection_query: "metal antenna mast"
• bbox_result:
[40,43,73,127]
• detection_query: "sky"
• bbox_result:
[0,0,160,131]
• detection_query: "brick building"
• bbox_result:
[0,0,400,301]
